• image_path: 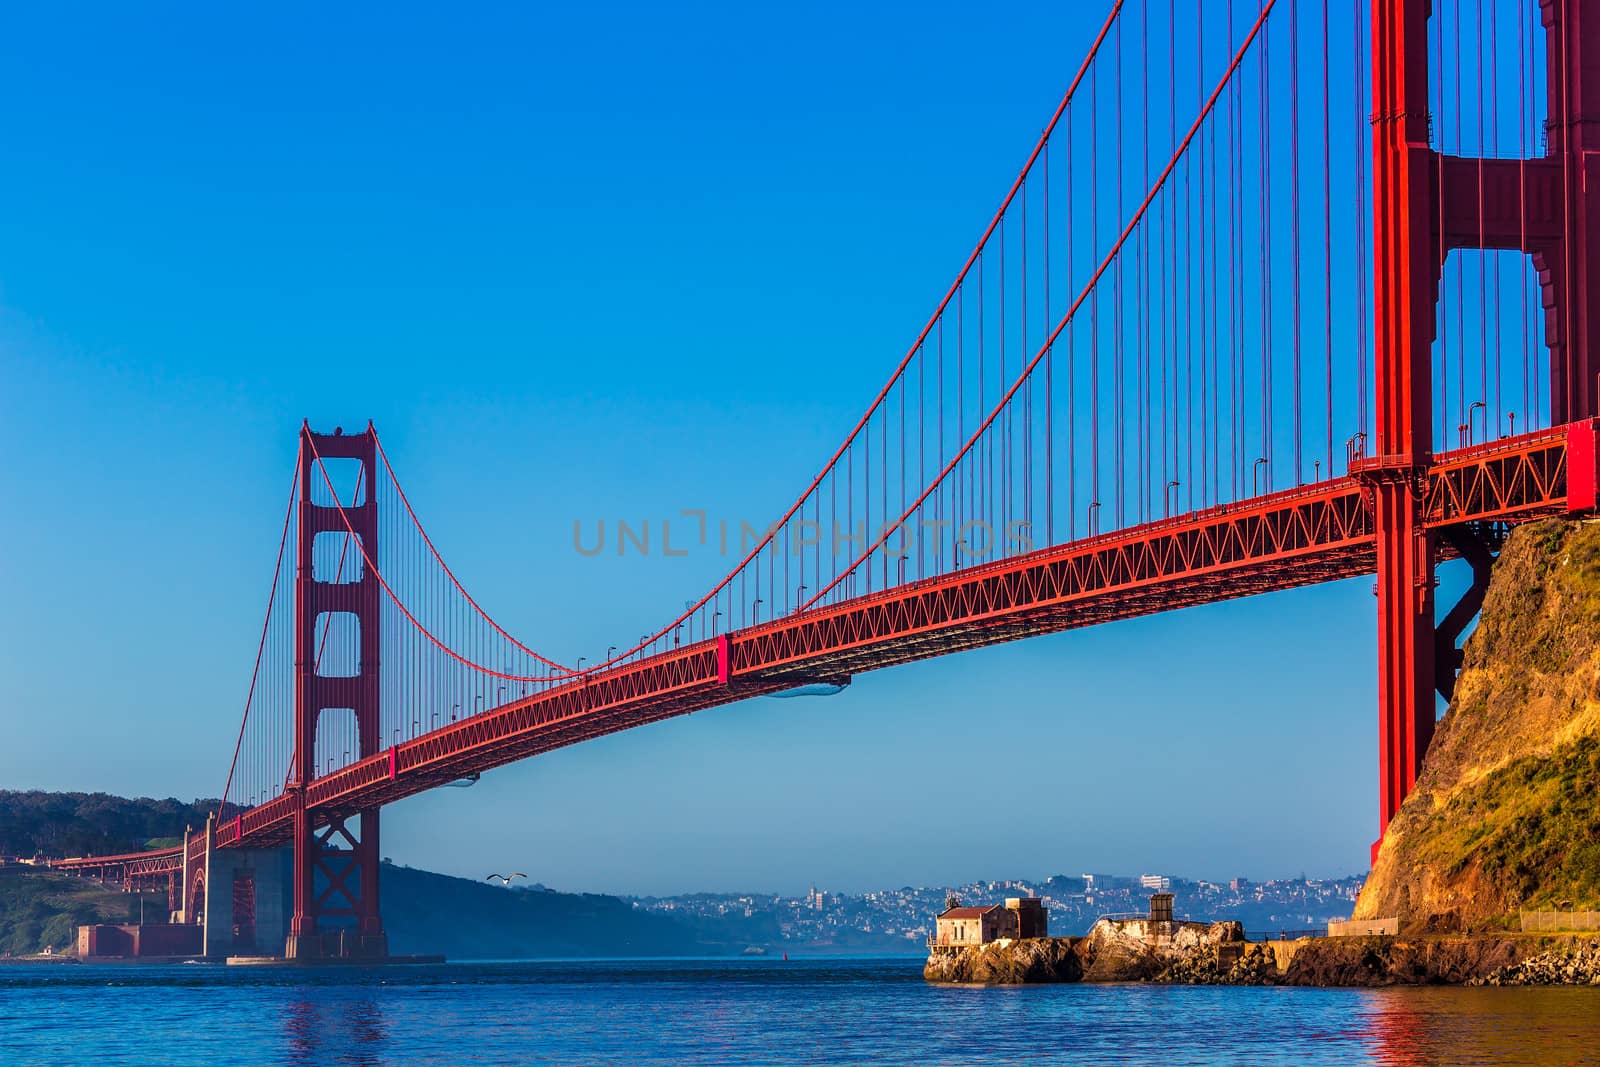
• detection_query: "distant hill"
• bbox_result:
[381,864,737,958]
[0,862,743,958]
[0,791,223,858]
[1358,518,1600,929]
[0,789,754,958]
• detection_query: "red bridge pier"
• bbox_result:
[1369,0,1600,860]
[285,424,389,960]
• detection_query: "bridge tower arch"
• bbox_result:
[285,423,388,960]
[188,866,205,929]
[1369,0,1600,858]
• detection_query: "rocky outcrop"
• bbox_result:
[1152,941,1277,985]
[1078,918,1245,982]
[923,937,1084,983]
[1356,518,1600,931]
[925,920,1247,984]
[924,928,1600,985]
[1277,934,1600,986]
[1280,935,1537,986]
[1472,938,1600,985]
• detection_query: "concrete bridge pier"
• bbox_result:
[201,824,293,961]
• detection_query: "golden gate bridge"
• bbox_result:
[55,0,1600,961]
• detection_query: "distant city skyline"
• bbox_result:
[1,0,1438,896]
[618,867,1365,946]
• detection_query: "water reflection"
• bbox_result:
[1359,987,1600,1066]
[7,960,1600,1066]
[285,992,388,1067]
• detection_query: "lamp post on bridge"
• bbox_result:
[1467,401,1487,446]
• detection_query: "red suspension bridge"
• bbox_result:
[56,0,1600,960]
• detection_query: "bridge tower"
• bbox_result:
[285,423,388,960]
[1369,0,1600,857]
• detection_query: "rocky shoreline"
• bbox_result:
[925,927,1600,987]
[926,521,1600,992]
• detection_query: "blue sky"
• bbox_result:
[0,0,1474,895]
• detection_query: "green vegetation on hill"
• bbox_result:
[1358,518,1600,927]
[1409,733,1600,914]
[0,791,223,859]
[0,866,160,956]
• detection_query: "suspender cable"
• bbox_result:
[1228,0,1239,499]
[1260,21,1273,485]
[219,465,298,816]
[1141,0,1151,521]
[1092,54,1102,531]
[1068,105,1078,540]
[1520,0,1530,429]
[1045,140,1053,545]
[1455,0,1465,436]
[804,0,1279,610]
[1170,0,1180,506]
[1436,0,1448,439]
[1321,0,1332,475]
[1290,0,1303,483]
[1115,13,1125,526]
[1488,0,1500,432]
[1353,0,1369,444]
[1477,0,1487,439]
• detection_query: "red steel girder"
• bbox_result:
[166,425,1582,856]
[78,425,1591,876]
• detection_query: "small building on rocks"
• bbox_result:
[932,897,1049,946]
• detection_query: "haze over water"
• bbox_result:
[5,958,1599,1065]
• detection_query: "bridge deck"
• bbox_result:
[53,422,1589,875]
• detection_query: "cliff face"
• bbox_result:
[1355,518,1600,928]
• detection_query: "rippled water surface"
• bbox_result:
[3,957,1599,1065]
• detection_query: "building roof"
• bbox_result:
[937,905,1001,920]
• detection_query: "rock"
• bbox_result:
[1281,934,1600,986]
[925,930,1600,987]
[923,937,1084,984]
[1469,937,1600,986]
[1078,919,1245,982]
[1153,941,1276,985]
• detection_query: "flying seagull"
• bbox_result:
[486,872,527,886]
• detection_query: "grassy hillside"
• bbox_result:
[1358,518,1600,927]
[1421,733,1600,911]
[0,866,162,956]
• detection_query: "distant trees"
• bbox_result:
[0,791,228,858]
